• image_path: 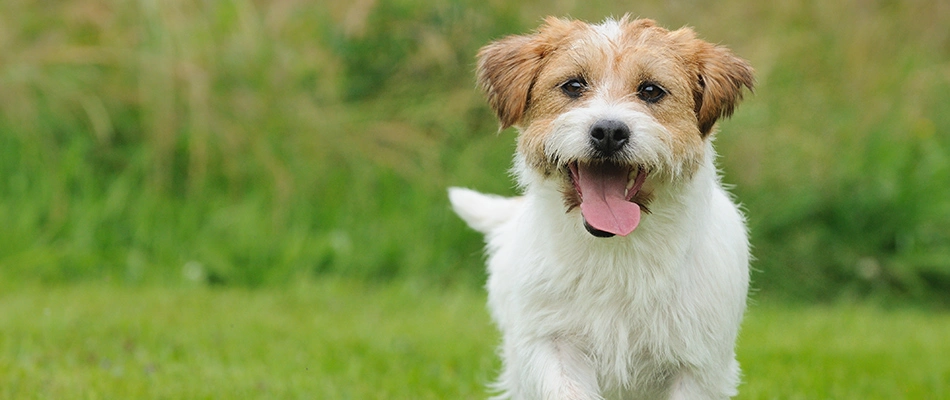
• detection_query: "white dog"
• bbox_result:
[449,16,754,400]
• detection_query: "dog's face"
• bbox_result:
[477,17,753,237]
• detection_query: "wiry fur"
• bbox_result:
[450,16,753,400]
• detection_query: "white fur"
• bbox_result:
[448,188,524,235]
[450,145,748,399]
[542,97,681,184]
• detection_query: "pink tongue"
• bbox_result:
[576,164,641,236]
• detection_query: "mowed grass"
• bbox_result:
[0,281,498,399]
[1,281,948,399]
[739,303,950,399]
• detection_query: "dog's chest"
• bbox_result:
[543,267,691,394]
[491,223,701,379]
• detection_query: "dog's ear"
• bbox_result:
[690,39,755,137]
[477,18,576,130]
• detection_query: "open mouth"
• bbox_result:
[568,161,648,238]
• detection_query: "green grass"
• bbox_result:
[2,281,948,399]
[3,2,948,397]
[739,303,950,399]
[0,280,498,399]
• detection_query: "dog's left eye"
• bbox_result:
[637,82,667,103]
[560,78,588,98]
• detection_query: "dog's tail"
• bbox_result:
[447,187,522,235]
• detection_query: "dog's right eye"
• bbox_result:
[560,78,588,98]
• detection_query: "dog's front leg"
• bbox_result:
[667,368,735,400]
[500,338,602,400]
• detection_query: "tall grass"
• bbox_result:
[719,0,950,301]
[0,0,948,301]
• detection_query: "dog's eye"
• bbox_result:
[637,82,667,103]
[560,78,588,98]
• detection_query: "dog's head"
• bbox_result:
[477,16,754,238]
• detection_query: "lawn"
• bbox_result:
[1,281,947,399]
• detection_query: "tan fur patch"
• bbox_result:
[476,16,754,186]
[476,18,583,130]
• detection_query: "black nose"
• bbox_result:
[589,119,630,156]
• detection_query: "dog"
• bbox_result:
[448,16,754,400]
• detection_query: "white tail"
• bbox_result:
[447,187,522,235]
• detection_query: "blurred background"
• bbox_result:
[1,0,948,304]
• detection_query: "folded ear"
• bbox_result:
[476,18,576,130]
[692,42,755,136]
